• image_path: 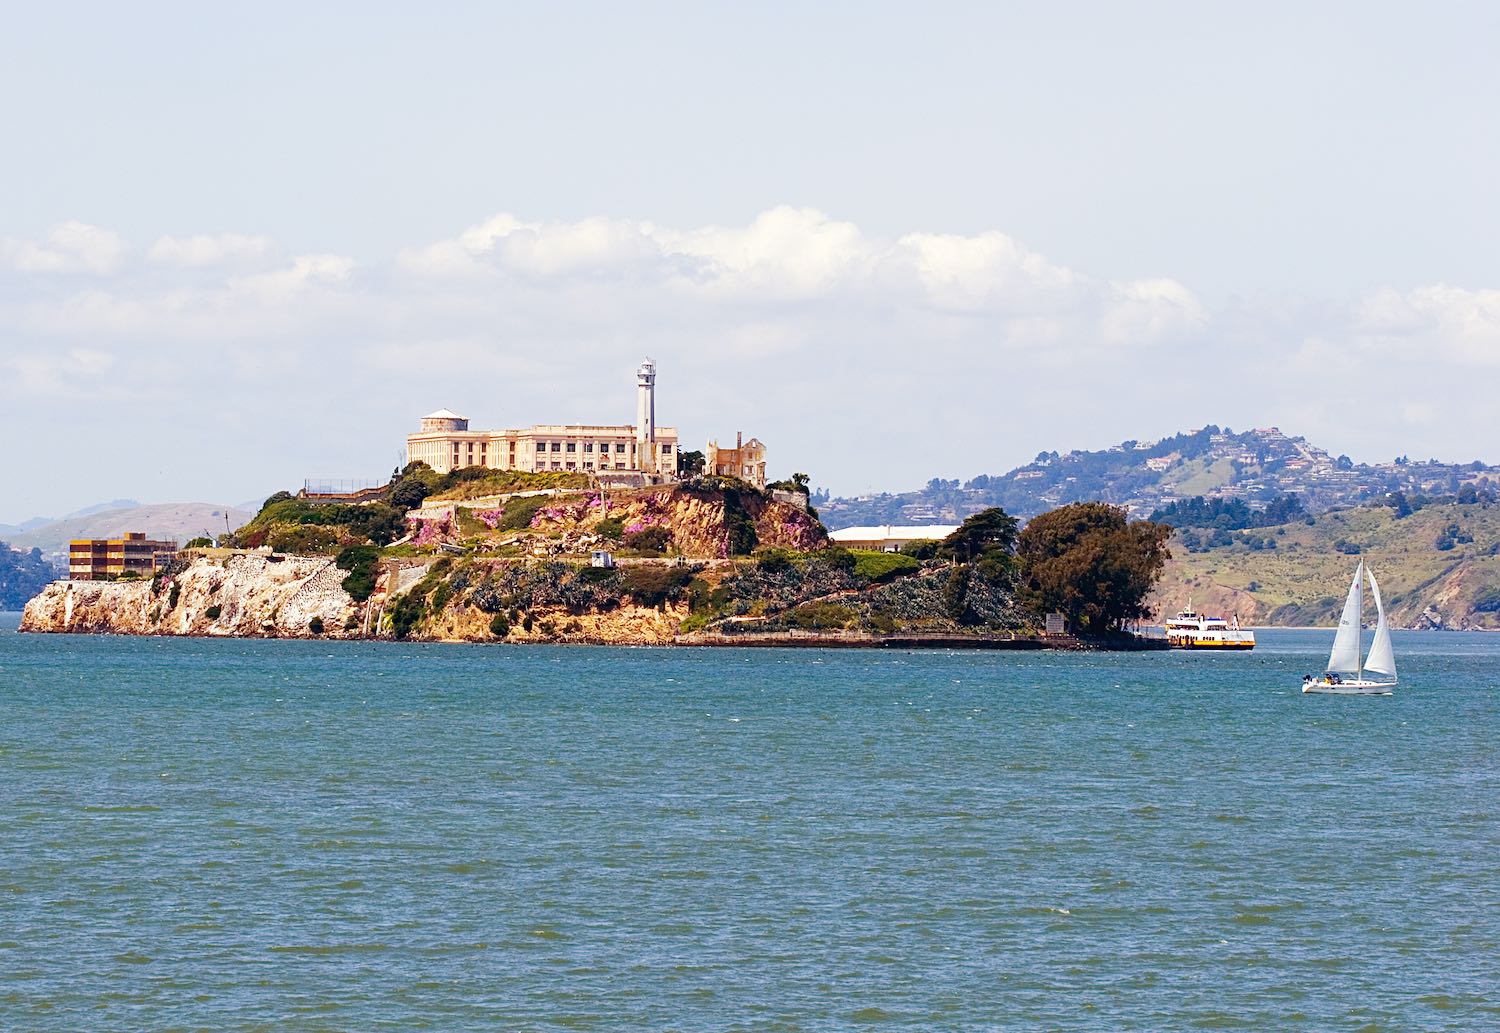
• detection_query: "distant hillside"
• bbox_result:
[0,541,60,610]
[10,503,255,562]
[1148,499,1500,630]
[820,425,1499,529]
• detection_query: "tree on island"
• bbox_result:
[940,507,1019,564]
[1016,502,1171,634]
[677,450,706,477]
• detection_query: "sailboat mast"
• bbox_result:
[1357,560,1365,679]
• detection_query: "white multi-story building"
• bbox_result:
[407,359,679,477]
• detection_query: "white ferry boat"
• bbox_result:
[1163,609,1256,649]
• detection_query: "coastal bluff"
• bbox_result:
[21,554,357,638]
[18,553,691,645]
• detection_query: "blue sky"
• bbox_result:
[3,2,1499,520]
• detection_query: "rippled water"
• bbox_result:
[1,615,1497,1031]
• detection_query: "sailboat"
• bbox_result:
[1302,560,1397,695]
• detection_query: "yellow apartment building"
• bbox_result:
[69,532,179,580]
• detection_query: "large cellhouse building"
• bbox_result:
[406,359,679,477]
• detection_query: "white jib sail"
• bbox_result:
[1327,561,1364,674]
[1363,566,1396,679]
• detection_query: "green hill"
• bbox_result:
[820,424,1499,529]
[1150,501,1500,629]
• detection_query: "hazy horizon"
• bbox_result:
[4,3,1499,523]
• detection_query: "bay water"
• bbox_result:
[2,614,1497,1031]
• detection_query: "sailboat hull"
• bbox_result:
[1302,679,1395,696]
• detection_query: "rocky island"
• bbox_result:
[21,466,1170,648]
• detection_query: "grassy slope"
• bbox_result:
[1172,457,1237,497]
[1150,502,1500,629]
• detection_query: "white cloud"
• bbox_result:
[3,206,1500,510]
[0,221,126,274]
[1353,284,1500,365]
[400,206,1203,348]
[230,253,356,301]
[147,233,276,268]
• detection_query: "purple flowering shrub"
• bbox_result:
[409,514,453,547]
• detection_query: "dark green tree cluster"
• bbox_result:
[1149,493,1308,530]
[0,541,59,610]
[1015,502,1171,633]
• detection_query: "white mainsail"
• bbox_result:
[1363,566,1396,679]
[1327,561,1364,674]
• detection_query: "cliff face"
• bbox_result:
[20,553,695,645]
[21,554,358,637]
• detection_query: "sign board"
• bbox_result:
[1044,612,1066,636]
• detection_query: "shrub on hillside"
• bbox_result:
[898,539,940,561]
[269,525,341,554]
[336,545,381,601]
[390,477,433,511]
[620,565,696,608]
[624,526,672,554]
[782,601,857,630]
[500,495,550,531]
[259,491,295,513]
[851,550,920,583]
[595,517,625,540]
[756,548,797,574]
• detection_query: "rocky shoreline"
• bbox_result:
[20,554,1168,650]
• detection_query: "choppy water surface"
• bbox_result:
[1,616,1497,1031]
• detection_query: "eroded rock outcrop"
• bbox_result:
[21,554,358,638]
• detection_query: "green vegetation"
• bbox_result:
[335,545,381,601]
[1173,457,1238,497]
[489,613,510,637]
[1156,499,1500,628]
[389,477,432,511]
[1017,502,1171,633]
[783,601,857,630]
[424,467,589,502]
[595,517,625,540]
[1149,493,1308,531]
[850,549,920,583]
[184,536,214,549]
[899,539,940,561]
[940,508,1019,563]
[677,449,705,477]
[497,495,550,532]
[235,496,405,552]
[620,565,697,608]
[205,605,222,620]
[308,616,325,635]
[623,526,671,554]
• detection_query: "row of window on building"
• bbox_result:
[445,439,673,471]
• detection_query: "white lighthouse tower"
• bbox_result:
[635,357,657,475]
